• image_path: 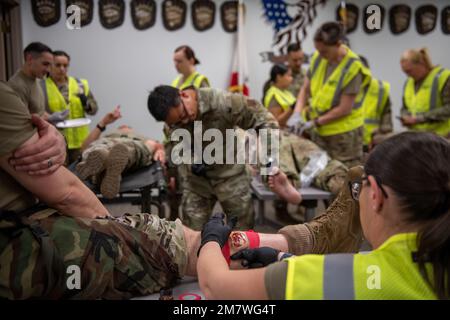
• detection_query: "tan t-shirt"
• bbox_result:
[7,70,45,116]
[0,81,38,211]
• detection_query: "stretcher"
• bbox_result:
[70,161,167,217]
[251,177,332,229]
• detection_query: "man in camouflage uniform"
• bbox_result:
[286,43,306,98]
[279,131,348,195]
[76,125,164,199]
[147,85,279,230]
[0,82,196,299]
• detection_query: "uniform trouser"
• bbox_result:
[279,132,348,195]
[0,212,187,300]
[312,127,364,169]
[181,172,254,231]
[82,137,153,172]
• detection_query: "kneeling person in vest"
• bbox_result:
[400,48,450,138]
[296,22,372,168]
[197,132,450,300]
[42,51,99,164]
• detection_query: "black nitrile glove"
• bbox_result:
[47,109,70,124]
[197,213,237,256]
[77,93,88,109]
[231,247,282,268]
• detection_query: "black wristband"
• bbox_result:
[97,123,106,132]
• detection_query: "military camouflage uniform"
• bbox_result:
[287,68,306,98]
[0,83,187,299]
[0,210,187,299]
[279,132,348,195]
[82,131,154,173]
[165,88,279,230]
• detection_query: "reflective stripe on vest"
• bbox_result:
[44,77,90,149]
[263,86,296,111]
[308,47,371,136]
[403,66,450,136]
[323,254,355,300]
[363,80,390,144]
[171,72,209,90]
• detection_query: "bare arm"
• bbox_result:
[268,104,293,128]
[316,94,356,126]
[9,114,66,175]
[81,106,121,151]
[1,132,109,219]
[198,241,268,300]
[295,77,310,113]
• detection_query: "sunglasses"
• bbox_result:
[349,174,389,201]
[169,99,189,129]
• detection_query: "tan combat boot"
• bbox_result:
[76,148,109,180]
[305,165,365,254]
[100,143,130,199]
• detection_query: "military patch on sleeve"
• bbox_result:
[162,0,187,31]
[66,0,94,27]
[130,0,157,30]
[32,0,61,27]
[220,0,238,33]
[191,0,215,32]
[99,0,125,29]
[415,5,438,35]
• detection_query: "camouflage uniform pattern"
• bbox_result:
[166,88,279,230]
[82,131,153,173]
[179,166,253,230]
[0,210,187,299]
[311,127,364,169]
[279,132,348,195]
[287,68,306,98]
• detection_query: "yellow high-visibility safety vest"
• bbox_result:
[403,66,450,137]
[363,79,391,145]
[43,77,90,150]
[285,233,436,300]
[263,85,296,111]
[171,72,210,90]
[308,47,372,136]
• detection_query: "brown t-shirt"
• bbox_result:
[264,260,289,300]
[7,70,45,116]
[0,81,38,211]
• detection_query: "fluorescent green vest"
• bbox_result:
[308,47,372,136]
[403,66,450,136]
[285,233,436,300]
[171,71,210,90]
[263,85,296,111]
[44,77,90,150]
[363,79,390,145]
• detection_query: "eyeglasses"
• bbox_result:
[169,99,189,129]
[349,174,389,201]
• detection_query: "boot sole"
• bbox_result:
[100,143,129,199]
[76,150,107,180]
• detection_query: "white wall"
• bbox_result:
[21,0,450,138]
[246,0,450,131]
[20,0,235,140]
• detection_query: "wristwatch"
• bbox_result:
[96,123,106,132]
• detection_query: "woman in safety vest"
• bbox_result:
[295,22,371,168]
[197,132,450,300]
[263,64,297,128]
[400,47,450,138]
[171,45,210,90]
